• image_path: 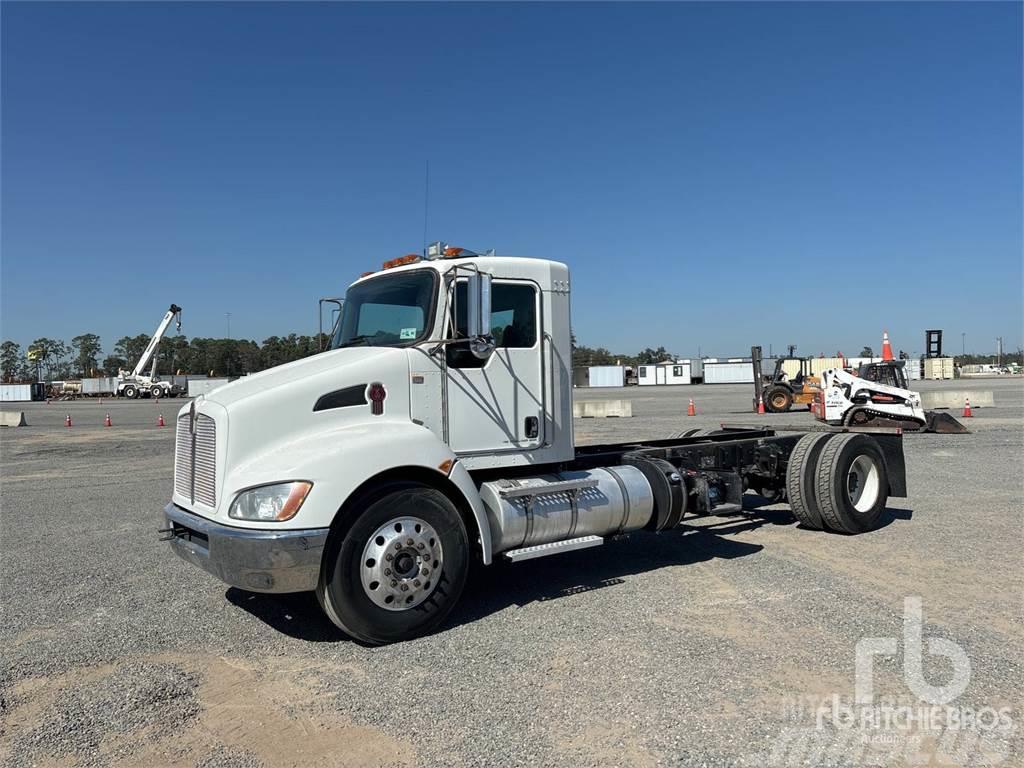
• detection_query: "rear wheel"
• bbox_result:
[785,433,832,529]
[151,386,163,398]
[815,434,889,534]
[123,385,138,399]
[765,387,793,413]
[317,484,469,645]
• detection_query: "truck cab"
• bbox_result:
[164,244,908,644]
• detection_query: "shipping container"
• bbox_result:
[187,378,231,397]
[1,384,34,402]
[81,377,119,395]
[703,360,754,385]
[923,357,955,380]
[587,366,626,388]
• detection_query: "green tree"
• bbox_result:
[636,346,671,364]
[29,337,70,380]
[114,334,152,372]
[859,346,874,358]
[1,340,22,382]
[71,333,102,376]
[103,355,128,374]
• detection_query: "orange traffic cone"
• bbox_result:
[757,394,766,414]
[157,414,165,427]
[687,398,696,417]
[65,414,72,428]
[963,398,973,418]
[104,413,112,427]
[881,331,894,361]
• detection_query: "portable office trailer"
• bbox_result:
[703,359,754,384]
[588,366,626,388]
[663,361,692,385]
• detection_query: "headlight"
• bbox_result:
[229,481,312,522]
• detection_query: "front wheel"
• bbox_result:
[765,387,793,413]
[317,484,469,644]
[123,385,138,399]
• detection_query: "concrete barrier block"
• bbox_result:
[0,411,28,427]
[920,390,994,410]
[573,400,633,418]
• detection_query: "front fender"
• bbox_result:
[222,421,493,563]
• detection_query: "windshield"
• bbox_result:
[332,269,437,349]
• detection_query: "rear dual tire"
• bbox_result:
[786,433,889,534]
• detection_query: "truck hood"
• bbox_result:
[202,347,404,408]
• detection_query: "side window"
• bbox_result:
[673,365,683,377]
[448,281,537,367]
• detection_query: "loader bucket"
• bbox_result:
[923,411,969,434]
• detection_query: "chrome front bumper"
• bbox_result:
[162,503,328,594]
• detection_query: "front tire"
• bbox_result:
[317,484,469,644]
[765,387,793,413]
[123,385,138,399]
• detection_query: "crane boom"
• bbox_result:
[130,304,182,378]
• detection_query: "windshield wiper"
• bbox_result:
[339,334,375,348]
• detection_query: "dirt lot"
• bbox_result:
[1,379,1022,767]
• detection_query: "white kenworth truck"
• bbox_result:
[162,244,908,644]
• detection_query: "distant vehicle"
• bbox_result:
[116,304,186,399]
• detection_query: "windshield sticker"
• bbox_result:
[400,327,418,340]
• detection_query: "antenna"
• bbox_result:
[422,159,430,255]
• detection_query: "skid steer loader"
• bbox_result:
[817,361,967,433]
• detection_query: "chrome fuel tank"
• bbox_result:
[479,466,654,555]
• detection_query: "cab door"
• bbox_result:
[445,279,544,455]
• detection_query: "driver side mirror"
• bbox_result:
[465,272,494,359]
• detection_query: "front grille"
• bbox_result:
[174,413,217,507]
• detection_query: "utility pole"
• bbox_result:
[961,332,965,357]
[996,337,1003,367]
[226,312,232,340]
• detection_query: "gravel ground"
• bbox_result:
[1,380,1022,767]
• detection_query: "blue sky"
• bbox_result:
[2,2,1021,359]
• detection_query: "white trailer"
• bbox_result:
[663,361,691,385]
[637,364,668,385]
[162,244,909,645]
[587,365,626,388]
[704,359,754,384]
[1,384,37,402]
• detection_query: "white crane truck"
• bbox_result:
[162,246,908,644]
[117,303,186,399]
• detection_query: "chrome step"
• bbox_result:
[498,478,599,500]
[503,535,604,563]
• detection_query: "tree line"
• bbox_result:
[4,332,1020,384]
[0,333,329,383]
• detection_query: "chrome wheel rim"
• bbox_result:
[847,455,881,513]
[360,517,443,611]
